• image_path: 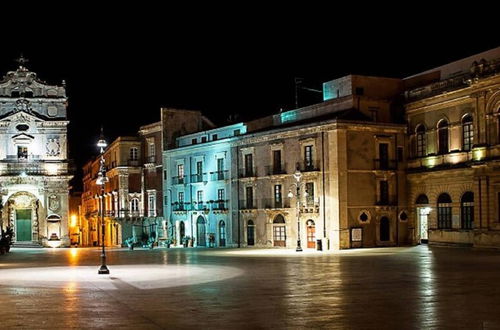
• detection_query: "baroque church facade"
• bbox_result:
[0,59,72,247]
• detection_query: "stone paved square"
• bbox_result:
[1,246,500,329]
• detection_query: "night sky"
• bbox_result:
[0,8,498,190]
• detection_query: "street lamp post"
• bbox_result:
[96,131,110,275]
[288,169,307,252]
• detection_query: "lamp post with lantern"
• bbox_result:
[96,130,110,275]
[288,169,307,252]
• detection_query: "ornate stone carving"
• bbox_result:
[46,138,60,156]
[48,195,60,211]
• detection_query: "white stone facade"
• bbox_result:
[0,62,72,247]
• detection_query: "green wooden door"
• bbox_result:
[16,209,32,241]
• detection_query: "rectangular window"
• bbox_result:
[273,150,282,173]
[129,147,138,160]
[163,170,167,181]
[178,192,184,203]
[234,129,241,136]
[201,136,207,143]
[197,190,203,203]
[177,164,184,184]
[244,154,253,176]
[355,87,364,95]
[246,186,253,209]
[306,182,314,206]
[17,146,28,159]
[463,122,473,151]
[380,181,389,205]
[149,143,155,157]
[164,195,168,205]
[217,158,224,180]
[196,161,203,175]
[148,193,156,217]
[379,143,389,170]
[212,134,218,141]
[304,145,313,168]
[178,192,184,211]
[438,204,452,229]
[218,189,225,209]
[397,147,404,162]
[192,138,197,145]
[274,184,282,207]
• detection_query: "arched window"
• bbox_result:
[416,124,426,157]
[416,194,429,205]
[130,198,139,213]
[461,192,474,229]
[219,220,226,247]
[437,120,449,154]
[437,193,452,229]
[380,217,390,241]
[462,115,473,151]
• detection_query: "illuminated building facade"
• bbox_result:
[163,76,410,249]
[0,60,72,247]
[82,136,141,246]
[405,47,500,248]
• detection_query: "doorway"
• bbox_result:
[247,220,255,246]
[196,216,206,246]
[418,208,429,243]
[306,220,316,248]
[273,215,286,247]
[16,209,32,241]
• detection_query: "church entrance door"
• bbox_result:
[16,209,32,241]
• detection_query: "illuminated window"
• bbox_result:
[461,192,473,229]
[437,193,452,229]
[17,146,28,159]
[274,184,282,208]
[304,145,313,169]
[416,124,426,157]
[462,115,473,151]
[129,147,138,160]
[130,198,139,213]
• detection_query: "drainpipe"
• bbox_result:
[321,131,326,240]
[236,146,241,248]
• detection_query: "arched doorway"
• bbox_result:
[306,219,316,248]
[219,220,226,247]
[416,194,430,243]
[247,220,255,246]
[273,215,286,247]
[197,216,206,246]
[380,217,390,242]
[6,192,40,243]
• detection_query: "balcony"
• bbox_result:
[239,167,256,178]
[263,198,290,209]
[172,203,189,212]
[145,156,156,164]
[172,176,187,185]
[297,160,320,172]
[239,199,256,210]
[210,170,228,181]
[193,202,209,211]
[190,173,207,183]
[212,200,228,211]
[127,159,140,166]
[373,159,397,170]
[265,164,287,176]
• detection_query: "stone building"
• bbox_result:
[81,136,141,246]
[0,59,72,247]
[405,47,500,248]
[163,75,409,249]
[138,122,165,240]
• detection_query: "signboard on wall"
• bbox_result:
[350,227,362,248]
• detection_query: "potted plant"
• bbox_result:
[182,236,190,248]
[208,233,215,248]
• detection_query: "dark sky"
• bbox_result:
[0,8,498,189]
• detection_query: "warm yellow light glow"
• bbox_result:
[473,147,486,161]
[47,240,62,248]
[70,214,77,227]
